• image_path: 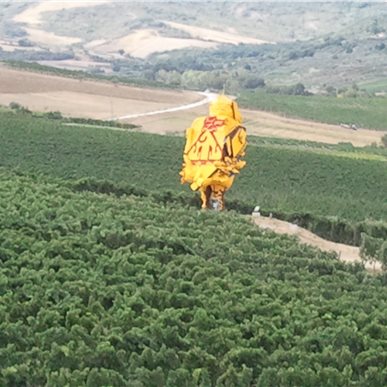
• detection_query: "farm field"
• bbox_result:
[1,74,386,387]
[239,90,387,132]
[0,66,384,146]
[358,78,387,94]
[2,3,387,385]
[1,168,387,386]
[0,66,200,120]
[1,110,386,246]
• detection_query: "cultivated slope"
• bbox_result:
[1,168,387,386]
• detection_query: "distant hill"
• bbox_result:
[0,1,386,92]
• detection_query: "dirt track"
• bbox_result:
[253,215,381,271]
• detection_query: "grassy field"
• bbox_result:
[239,91,387,131]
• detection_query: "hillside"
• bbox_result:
[1,74,387,385]
[1,108,386,245]
[1,4,387,386]
[2,166,387,386]
[0,2,386,91]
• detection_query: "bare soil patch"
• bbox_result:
[93,29,216,59]
[242,109,384,147]
[37,60,111,72]
[164,21,269,45]
[126,106,383,147]
[0,67,200,119]
[0,39,39,53]
[253,215,381,271]
[0,66,383,146]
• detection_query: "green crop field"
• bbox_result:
[358,78,387,93]
[239,91,387,131]
[2,2,387,384]
[1,110,386,247]
[1,168,387,386]
[1,111,386,223]
[1,99,387,386]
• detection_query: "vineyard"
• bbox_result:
[1,168,387,386]
[2,0,387,383]
[239,90,387,132]
[1,110,386,243]
[1,106,387,384]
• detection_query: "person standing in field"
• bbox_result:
[180,95,247,210]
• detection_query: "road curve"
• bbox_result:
[110,91,218,121]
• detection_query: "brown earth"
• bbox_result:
[164,21,269,45]
[242,109,384,147]
[0,66,200,119]
[91,29,217,59]
[128,106,384,147]
[0,66,384,146]
[252,215,381,272]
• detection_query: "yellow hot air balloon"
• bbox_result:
[180,95,247,210]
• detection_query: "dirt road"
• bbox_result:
[252,215,381,271]
[110,91,217,120]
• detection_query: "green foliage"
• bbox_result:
[239,90,387,131]
[45,111,63,120]
[359,78,387,93]
[62,116,138,130]
[1,169,387,386]
[360,233,387,269]
[8,101,31,114]
[265,83,310,96]
[3,2,387,92]
[379,241,387,269]
[360,233,382,263]
[17,38,33,47]
[0,109,386,247]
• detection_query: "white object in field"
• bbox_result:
[252,206,261,217]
